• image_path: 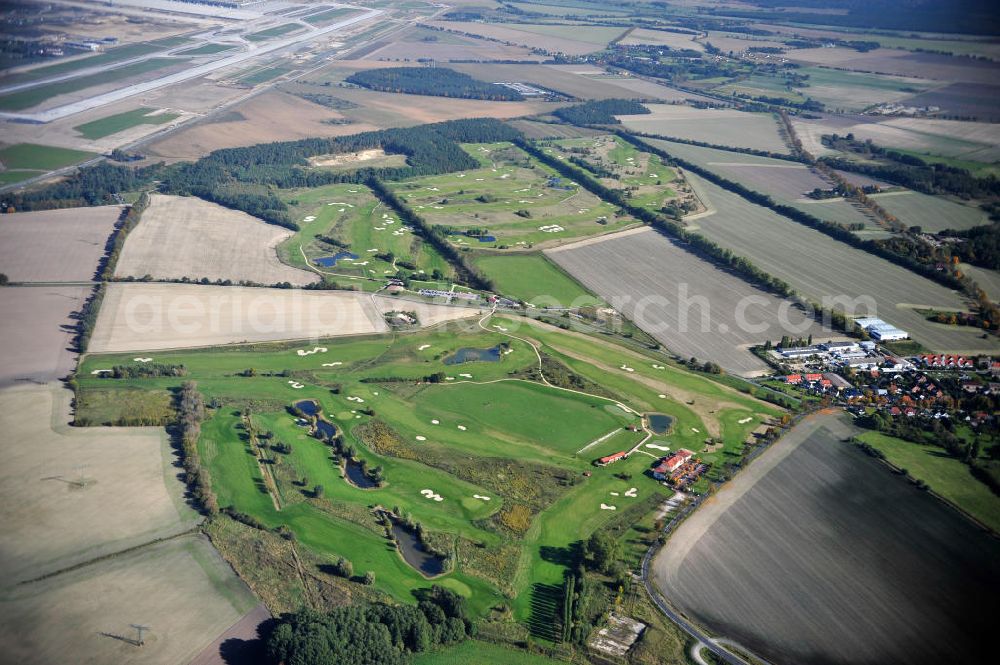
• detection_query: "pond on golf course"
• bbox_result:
[647,413,673,434]
[343,458,377,489]
[314,251,359,267]
[390,518,446,577]
[444,346,501,365]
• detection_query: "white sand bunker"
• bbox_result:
[620,365,635,372]
[133,357,153,363]
[322,361,343,367]
[457,425,467,431]
[691,428,700,433]
[445,377,455,381]
[418,344,431,351]
[652,364,665,369]
[600,504,617,511]
[459,373,472,378]
[415,435,427,441]
[658,394,667,399]
[738,416,754,424]
[473,494,491,501]
[493,325,508,332]
[287,381,304,389]
[297,347,328,356]
[624,488,637,498]
[91,369,113,375]
[610,492,620,497]
[347,396,365,403]
[538,224,565,233]
[646,443,670,451]
[420,489,444,502]
[303,216,316,222]
[431,419,440,425]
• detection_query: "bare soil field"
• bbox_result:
[0,206,121,282]
[0,383,196,584]
[188,603,272,665]
[0,286,89,388]
[115,194,318,285]
[0,533,257,665]
[787,47,1000,84]
[620,105,789,153]
[677,170,999,354]
[653,411,999,665]
[901,82,1000,122]
[427,21,619,56]
[547,226,829,376]
[619,28,703,51]
[146,89,380,160]
[88,283,392,352]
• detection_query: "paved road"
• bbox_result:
[0,6,383,123]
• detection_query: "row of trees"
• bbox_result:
[346,67,524,101]
[99,192,148,280]
[265,586,474,665]
[175,381,217,515]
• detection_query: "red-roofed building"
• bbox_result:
[652,449,694,480]
[597,451,628,466]
[805,373,823,382]
[785,374,802,384]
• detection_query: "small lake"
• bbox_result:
[294,399,320,417]
[647,413,674,435]
[314,251,359,267]
[444,346,501,365]
[390,519,446,577]
[343,458,377,489]
[315,418,337,440]
[476,235,497,242]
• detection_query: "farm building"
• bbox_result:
[778,345,823,359]
[652,449,694,479]
[821,341,861,353]
[597,451,629,466]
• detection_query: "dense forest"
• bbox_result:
[821,134,1000,199]
[265,586,474,665]
[938,224,1000,270]
[553,98,650,125]
[346,67,524,101]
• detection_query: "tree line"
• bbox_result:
[553,98,650,125]
[346,66,524,101]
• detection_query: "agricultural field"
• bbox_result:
[474,253,598,306]
[547,226,830,376]
[618,105,790,154]
[87,283,392,352]
[679,172,999,354]
[388,142,638,249]
[857,431,1000,533]
[786,47,1000,85]
[278,183,455,283]
[868,190,990,233]
[619,28,703,51]
[114,194,319,286]
[427,21,622,56]
[901,82,1000,122]
[366,27,542,62]
[0,205,120,282]
[653,412,1000,665]
[0,142,95,183]
[74,312,777,636]
[0,286,90,388]
[73,107,180,140]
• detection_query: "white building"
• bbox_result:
[854,317,908,342]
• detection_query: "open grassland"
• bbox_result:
[0,205,119,282]
[0,533,257,665]
[0,384,196,583]
[414,639,566,664]
[73,107,180,140]
[679,171,999,354]
[547,227,830,375]
[654,412,1000,665]
[245,23,304,42]
[869,190,990,233]
[76,313,777,628]
[175,43,236,56]
[368,27,541,62]
[0,57,186,111]
[0,286,89,388]
[0,142,95,177]
[428,21,622,55]
[389,142,637,248]
[87,283,391,352]
[115,194,319,285]
[0,39,179,86]
[857,431,1000,533]
[619,105,789,153]
[474,253,597,306]
[278,183,454,282]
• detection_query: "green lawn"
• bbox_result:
[245,23,303,42]
[238,66,292,86]
[476,254,597,307]
[0,143,95,170]
[73,107,180,139]
[0,58,185,111]
[175,43,235,56]
[857,431,1000,533]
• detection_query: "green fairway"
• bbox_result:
[388,142,637,248]
[475,253,597,307]
[0,58,186,111]
[0,143,95,170]
[857,431,1000,533]
[73,107,180,139]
